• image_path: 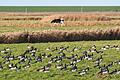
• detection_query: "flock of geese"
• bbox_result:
[0,44,120,77]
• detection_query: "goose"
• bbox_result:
[16,66,21,71]
[116,47,120,50]
[48,58,54,63]
[91,45,96,49]
[51,47,58,52]
[59,47,65,51]
[77,56,83,62]
[105,45,110,49]
[71,64,77,72]
[84,54,89,60]
[78,70,87,76]
[87,56,93,61]
[94,55,103,64]
[37,66,45,72]
[96,50,103,54]
[56,63,63,69]
[101,46,107,50]
[64,46,69,51]
[94,62,100,68]
[51,56,59,63]
[113,45,120,50]
[27,45,32,50]
[72,47,80,52]
[98,65,109,75]
[72,54,78,58]
[82,51,88,55]
[18,58,26,64]
[1,49,9,54]
[46,47,51,51]
[84,66,90,72]
[8,63,17,70]
[45,64,52,70]
[42,67,50,73]
[24,49,30,55]
[3,59,10,64]
[5,47,11,51]
[37,66,50,73]
[74,54,78,58]
[31,52,36,57]
[1,49,5,53]
[2,54,11,60]
[86,49,91,53]
[100,68,109,74]
[69,61,75,67]
[116,69,120,74]
[67,54,75,60]
[99,55,103,60]
[1,47,12,54]
[31,50,36,53]
[41,53,46,58]
[60,53,66,59]
[8,63,13,68]
[78,67,89,76]
[10,66,17,70]
[110,69,117,74]
[106,62,113,68]
[109,69,120,75]
[91,49,97,53]
[72,58,77,64]
[24,63,31,69]
[114,60,120,65]
[99,64,106,69]
[61,64,67,70]
[35,56,42,62]
[8,55,15,60]
[58,51,64,54]
[46,54,52,58]
[85,54,93,60]
[56,57,62,63]
[18,54,25,60]
[37,66,44,72]
[0,64,3,70]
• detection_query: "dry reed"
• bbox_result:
[0,28,120,43]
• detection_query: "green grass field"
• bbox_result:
[0,40,120,80]
[0,6,120,12]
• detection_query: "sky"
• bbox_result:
[0,0,120,6]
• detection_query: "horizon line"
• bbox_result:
[0,5,120,6]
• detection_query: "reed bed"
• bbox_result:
[0,28,120,43]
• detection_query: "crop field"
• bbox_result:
[0,6,120,12]
[0,41,120,80]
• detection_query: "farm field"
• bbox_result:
[0,12,120,43]
[1,12,120,28]
[0,6,120,80]
[1,12,120,29]
[0,6,120,12]
[0,40,120,80]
